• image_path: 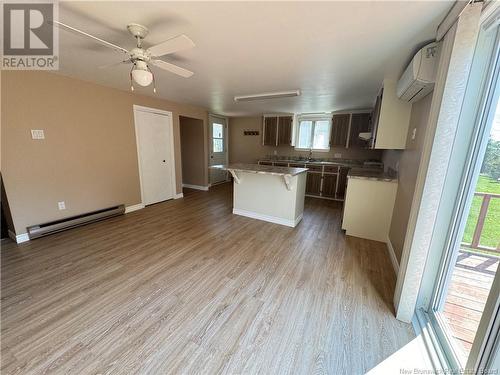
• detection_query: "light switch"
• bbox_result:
[334,153,342,158]
[411,128,417,140]
[58,201,66,210]
[31,129,45,139]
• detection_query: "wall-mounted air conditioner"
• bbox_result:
[397,42,438,103]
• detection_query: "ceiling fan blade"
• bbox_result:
[52,21,129,55]
[99,60,131,69]
[147,34,195,57]
[150,59,194,78]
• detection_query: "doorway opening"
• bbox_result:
[1,174,14,241]
[209,114,229,185]
[180,116,207,192]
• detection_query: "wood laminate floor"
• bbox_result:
[1,183,414,374]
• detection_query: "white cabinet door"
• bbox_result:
[342,178,398,242]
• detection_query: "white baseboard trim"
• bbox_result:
[174,193,184,199]
[8,230,30,244]
[386,236,400,275]
[125,203,145,213]
[182,184,209,191]
[233,208,302,228]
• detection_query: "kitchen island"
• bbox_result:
[211,163,308,227]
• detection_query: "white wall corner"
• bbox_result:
[174,193,184,199]
[125,203,145,214]
[386,236,400,275]
[182,184,209,191]
[9,230,30,244]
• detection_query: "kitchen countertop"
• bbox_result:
[258,158,370,168]
[211,163,308,177]
[347,168,398,182]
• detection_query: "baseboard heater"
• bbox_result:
[27,204,125,239]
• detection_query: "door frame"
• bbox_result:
[133,104,176,205]
[208,113,229,185]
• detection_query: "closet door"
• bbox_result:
[134,108,174,205]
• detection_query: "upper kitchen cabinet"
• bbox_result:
[263,116,278,146]
[348,113,371,148]
[277,116,293,145]
[262,115,293,146]
[330,114,350,147]
[370,79,412,149]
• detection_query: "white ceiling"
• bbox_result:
[57,1,452,116]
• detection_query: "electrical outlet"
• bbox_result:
[334,153,342,158]
[58,201,66,210]
[411,128,417,140]
[31,129,45,139]
[273,150,277,155]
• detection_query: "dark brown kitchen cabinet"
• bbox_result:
[306,172,322,196]
[277,116,293,145]
[321,174,338,198]
[348,113,371,148]
[330,114,350,147]
[263,117,278,145]
[336,167,349,199]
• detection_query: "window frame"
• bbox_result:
[428,23,500,371]
[212,122,225,153]
[406,10,500,374]
[294,115,332,152]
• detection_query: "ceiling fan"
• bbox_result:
[53,21,195,92]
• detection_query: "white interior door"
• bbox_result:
[134,107,175,205]
[209,115,229,184]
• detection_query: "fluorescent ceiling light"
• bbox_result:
[234,90,301,102]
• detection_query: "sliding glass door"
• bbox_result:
[429,20,500,372]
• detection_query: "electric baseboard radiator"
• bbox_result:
[27,204,125,239]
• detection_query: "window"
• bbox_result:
[419,17,500,373]
[295,117,331,150]
[212,123,224,153]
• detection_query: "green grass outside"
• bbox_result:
[462,175,500,250]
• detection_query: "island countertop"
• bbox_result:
[347,168,398,182]
[211,163,308,177]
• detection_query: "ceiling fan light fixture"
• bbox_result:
[132,61,153,86]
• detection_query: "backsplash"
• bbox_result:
[260,145,383,161]
[229,117,383,164]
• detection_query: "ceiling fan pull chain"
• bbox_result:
[129,66,135,91]
[151,68,157,94]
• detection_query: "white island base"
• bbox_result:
[233,172,307,227]
[212,164,308,227]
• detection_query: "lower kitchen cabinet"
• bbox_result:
[336,167,349,199]
[342,177,397,242]
[321,174,337,198]
[305,172,322,196]
[258,160,353,201]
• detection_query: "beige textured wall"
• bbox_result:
[180,116,206,187]
[228,116,383,163]
[386,93,433,262]
[1,71,208,234]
